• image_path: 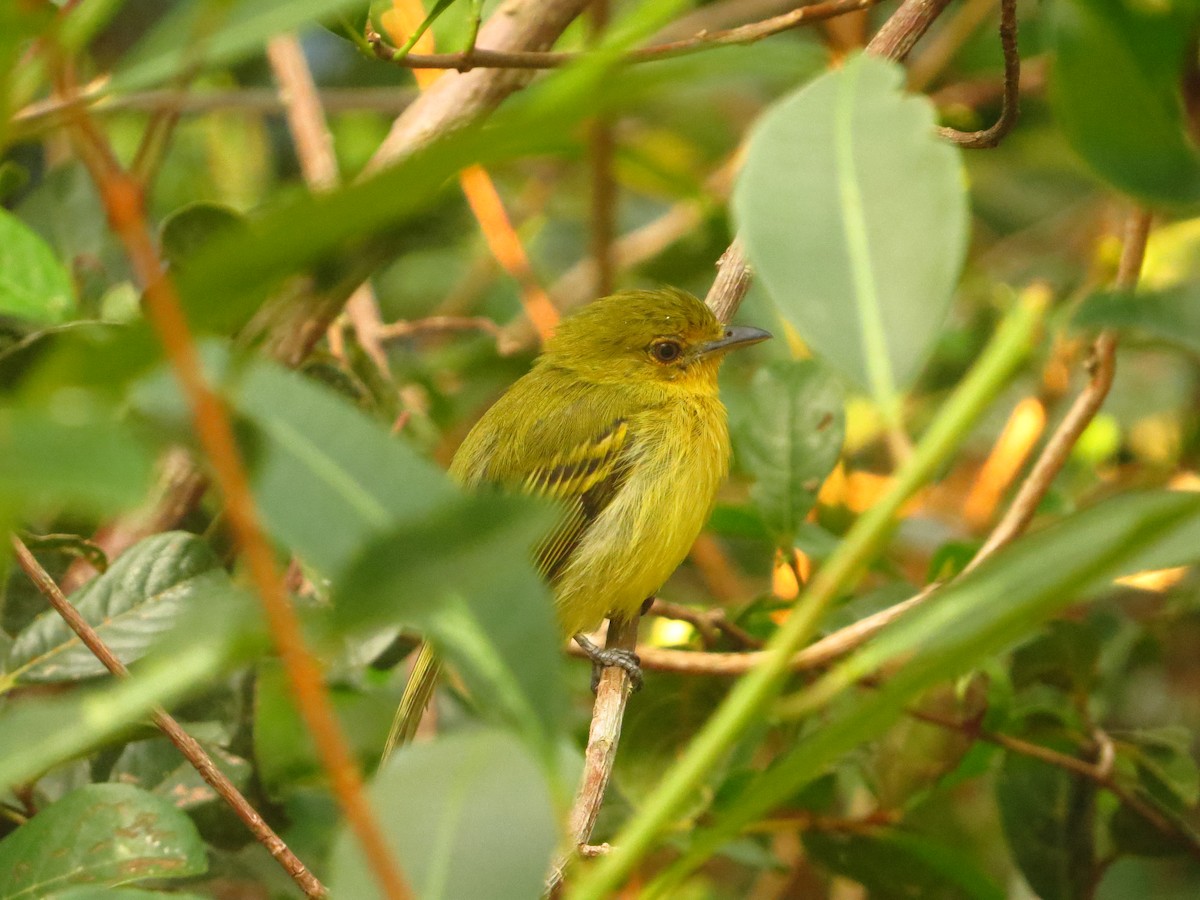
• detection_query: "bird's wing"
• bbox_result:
[450,375,638,583]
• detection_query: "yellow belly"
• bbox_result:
[551,396,729,636]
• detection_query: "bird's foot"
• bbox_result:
[575,634,643,693]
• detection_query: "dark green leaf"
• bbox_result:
[112,0,371,92]
[3,532,238,688]
[996,748,1095,900]
[1011,620,1101,694]
[805,829,1004,900]
[334,493,565,750]
[0,783,206,898]
[734,359,844,545]
[1050,0,1200,205]
[734,53,968,398]
[1074,287,1200,358]
[0,208,76,324]
[329,729,559,900]
[110,735,251,810]
[0,405,154,516]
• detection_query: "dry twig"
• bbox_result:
[937,0,1020,149]
[10,536,328,899]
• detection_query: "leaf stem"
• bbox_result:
[566,289,1046,900]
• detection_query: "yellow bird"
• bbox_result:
[384,288,769,754]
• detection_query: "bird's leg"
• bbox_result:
[575,633,642,693]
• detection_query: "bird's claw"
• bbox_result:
[575,635,643,693]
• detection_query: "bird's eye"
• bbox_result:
[651,340,682,363]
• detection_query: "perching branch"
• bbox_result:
[937,0,1020,148]
[9,536,328,899]
[366,0,884,72]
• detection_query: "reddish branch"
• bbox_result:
[52,65,412,900]
[10,536,328,898]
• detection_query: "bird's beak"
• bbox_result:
[695,325,773,359]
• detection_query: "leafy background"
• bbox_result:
[2,0,1200,898]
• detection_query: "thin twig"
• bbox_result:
[52,64,412,900]
[937,0,1019,149]
[9,536,328,899]
[367,0,884,72]
[647,598,764,649]
[378,315,503,341]
[910,708,1199,857]
[906,0,997,91]
[965,208,1150,570]
[588,0,615,297]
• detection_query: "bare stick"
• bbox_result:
[9,536,328,899]
[938,0,1019,149]
[367,0,884,74]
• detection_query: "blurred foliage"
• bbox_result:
[1,0,1199,897]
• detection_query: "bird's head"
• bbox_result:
[541,288,771,392]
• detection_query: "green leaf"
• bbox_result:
[0,635,236,790]
[658,490,1200,886]
[47,890,207,900]
[734,359,845,544]
[229,360,454,579]
[3,532,239,689]
[112,0,371,93]
[329,729,559,900]
[0,208,76,324]
[0,783,206,899]
[110,735,251,810]
[1074,287,1200,358]
[804,829,1005,900]
[733,53,968,401]
[334,493,565,751]
[0,405,154,516]
[997,747,1096,900]
[1050,0,1200,206]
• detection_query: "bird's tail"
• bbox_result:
[381,642,441,761]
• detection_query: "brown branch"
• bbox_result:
[9,536,328,899]
[367,0,884,73]
[965,208,1150,570]
[910,708,1199,858]
[647,598,764,649]
[906,0,998,91]
[937,0,1019,149]
[377,315,503,341]
[52,66,412,900]
[548,615,640,894]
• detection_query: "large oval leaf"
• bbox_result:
[3,532,236,687]
[733,53,968,402]
[0,783,206,899]
[329,729,559,900]
[733,359,845,545]
[1050,0,1200,206]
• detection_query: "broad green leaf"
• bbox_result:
[0,208,76,324]
[0,635,236,790]
[0,783,206,899]
[1050,0,1200,206]
[228,361,453,579]
[997,747,1095,900]
[334,493,565,752]
[1074,288,1200,358]
[112,0,369,93]
[733,53,968,401]
[0,406,153,515]
[3,532,238,689]
[110,735,251,810]
[733,359,845,544]
[329,729,559,900]
[804,830,1004,900]
[47,890,206,900]
[654,490,1200,889]
[1098,857,1200,900]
